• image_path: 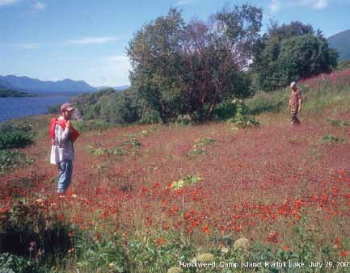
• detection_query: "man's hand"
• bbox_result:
[298,107,302,112]
[66,120,71,129]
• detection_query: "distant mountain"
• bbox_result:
[328,29,350,61]
[114,85,130,91]
[95,85,130,91]
[0,78,13,90]
[0,75,96,95]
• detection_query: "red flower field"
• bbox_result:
[1,70,350,272]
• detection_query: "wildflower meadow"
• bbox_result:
[1,70,350,272]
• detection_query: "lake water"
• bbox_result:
[0,96,72,123]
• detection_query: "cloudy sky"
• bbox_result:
[0,0,349,87]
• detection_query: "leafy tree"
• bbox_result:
[128,8,186,122]
[101,88,141,124]
[128,5,262,122]
[278,35,337,84]
[267,20,314,41]
[71,88,116,118]
[253,21,338,91]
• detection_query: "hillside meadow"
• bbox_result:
[0,69,350,272]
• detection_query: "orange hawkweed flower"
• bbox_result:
[155,237,166,248]
[265,231,281,243]
[202,225,210,234]
[336,237,342,249]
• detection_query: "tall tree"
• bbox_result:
[128,8,186,122]
[128,5,262,122]
[253,21,338,91]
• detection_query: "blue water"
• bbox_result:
[0,96,72,123]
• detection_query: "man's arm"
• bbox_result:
[55,122,70,145]
[298,91,302,112]
[287,94,292,109]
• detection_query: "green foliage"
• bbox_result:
[0,253,43,273]
[75,236,128,273]
[101,88,141,125]
[127,8,187,123]
[0,132,34,150]
[253,22,338,91]
[138,109,162,125]
[229,100,260,130]
[0,123,34,150]
[337,60,350,70]
[122,138,141,149]
[246,91,286,115]
[74,119,110,132]
[47,103,61,114]
[71,88,116,119]
[278,35,337,85]
[87,138,141,157]
[170,175,202,190]
[71,88,142,125]
[212,99,237,121]
[87,145,127,157]
[0,150,34,173]
[327,118,350,127]
[188,137,215,156]
[0,89,35,98]
[320,134,345,143]
[128,5,261,122]
[247,77,350,116]
[126,234,196,273]
[0,200,73,270]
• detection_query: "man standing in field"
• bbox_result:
[50,103,80,194]
[288,82,302,125]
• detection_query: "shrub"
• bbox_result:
[0,150,34,173]
[246,91,286,115]
[0,200,73,263]
[47,104,61,114]
[138,109,162,125]
[75,235,128,273]
[0,132,33,150]
[229,100,260,130]
[188,137,216,156]
[73,119,110,133]
[0,124,34,150]
[170,175,202,190]
[327,118,350,127]
[212,99,237,121]
[320,135,345,143]
[0,253,43,273]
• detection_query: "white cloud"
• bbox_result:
[269,0,331,11]
[0,0,21,7]
[14,43,39,49]
[175,0,196,6]
[270,0,281,13]
[312,0,329,9]
[33,1,46,10]
[67,36,118,45]
[296,0,330,9]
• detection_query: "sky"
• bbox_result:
[0,0,349,87]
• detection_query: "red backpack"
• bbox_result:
[49,117,80,143]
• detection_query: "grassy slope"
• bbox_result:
[1,69,350,272]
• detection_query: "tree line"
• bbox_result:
[73,5,338,124]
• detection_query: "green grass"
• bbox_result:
[246,81,350,116]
